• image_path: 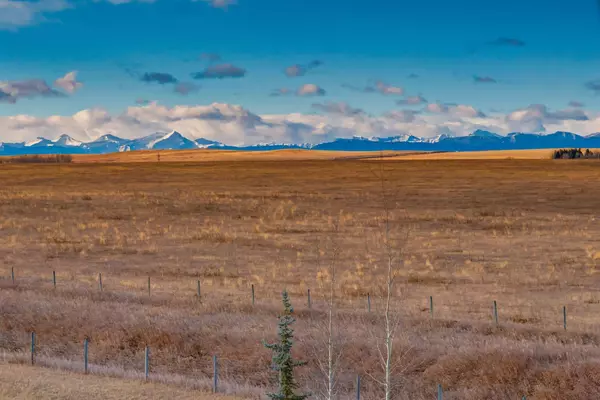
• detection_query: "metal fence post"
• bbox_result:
[30,332,35,365]
[144,346,150,381]
[53,271,56,289]
[213,355,219,393]
[356,375,361,400]
[84,338,89,374]
[11,267,14,284]
[367,293,371,313]
[563,306,567,331]
[437,384,443,400]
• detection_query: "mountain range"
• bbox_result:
[2,130,600,156]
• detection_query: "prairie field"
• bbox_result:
[1,158,600,399]
[71,149,408,163]
[379,149,557,160]
[380,149,600,160]
[0,363,242,400]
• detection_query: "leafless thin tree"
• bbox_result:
[365,157,412,400]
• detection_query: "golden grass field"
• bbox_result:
[2,156,600,399]
[377,149,556,160]
[68,148,600,164]
[72,149,409,163]
[378,149,600,160]
[0,363,243,400]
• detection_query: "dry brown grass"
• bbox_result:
[376,148,600,160]
[0,363,244,399]
[72,149,408,163]
[1,159,600,398]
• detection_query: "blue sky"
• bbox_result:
[1,0,600,144]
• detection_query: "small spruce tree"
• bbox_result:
[263,290,309,400]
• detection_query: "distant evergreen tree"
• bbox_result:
[551,148,598,159]
[263,290,309,400]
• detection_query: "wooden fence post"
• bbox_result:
[53,271,56,289]
[367,293,371,313]
[147,277,151,297]
[98,273,103,291]
[11,267,14,284]
[429,295,434,319]
[307,289,312,309]
[563,306,567,331]
[251,284,255,306]
[197,280,201,301]
[493,300,499,326]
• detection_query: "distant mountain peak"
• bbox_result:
[94,134,125,143]
[470,129,502,138]
[25,137,52,147]
[4,129,600,156]
[52,134,83,147]
[146,130,198,150]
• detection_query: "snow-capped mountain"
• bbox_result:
[25,137,54,147]
[86,134,130,153]
[195,138,223,148]
[53,134,83,147]
[121,131,198,151]
[2,130,600,156]
[147,131,198,150]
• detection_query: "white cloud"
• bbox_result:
[0,0,232,30]
[426,103,449,113]
[0,78,65,103]
[54,71,84,94]
[505,104,590,133]
[311,102,363,116]
[0,0,70,29]
[297,84,326,97]
[384,110,418,123]
[1,102,599,146]
[375,81,403,95]
[426,103,486,118]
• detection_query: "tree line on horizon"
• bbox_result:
[552,148,600,159]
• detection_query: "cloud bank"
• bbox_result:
[1,102,598,147]
[0,73,79,103]
[0,0,233,30]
